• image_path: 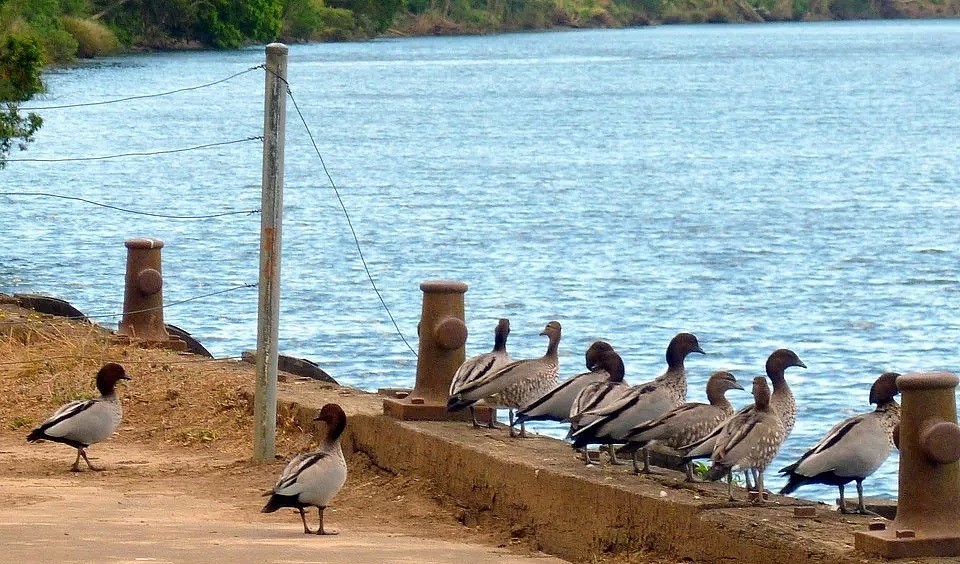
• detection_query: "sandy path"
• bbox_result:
[0,434,566,563]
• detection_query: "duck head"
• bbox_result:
[95,363,131,396]
[764,348,806,385]
[493,318,511,351]
[705,370,743,404]
[869,372,901,406]
[665,332,706,370]
[584,340,615,371]
[314,403,348,443]
[752,376,772,410]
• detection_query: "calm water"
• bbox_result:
[3,20,959,502]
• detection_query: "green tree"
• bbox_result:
[0,33,45,169]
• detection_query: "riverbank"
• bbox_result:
[1,300,946,563]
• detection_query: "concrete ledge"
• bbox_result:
[261,380,889,564]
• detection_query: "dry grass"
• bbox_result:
[0,304,306,457]
[61,16,121,58]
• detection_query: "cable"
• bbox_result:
[0,192,259,219]
[267,68,418,358]
[83,283,258,319]
[5,136,262,163]
[0,354,247,367]
[21,65,266,111]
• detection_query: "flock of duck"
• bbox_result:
[447,319,902,514]
[23,318,900,536]
[25,363,348,535]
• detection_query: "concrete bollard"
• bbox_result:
[115,238,185,351]
[855,371,960,558]
[383,280,490,422]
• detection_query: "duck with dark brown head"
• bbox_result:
[447,318,514,427]
[569,333,706,463]
[27,363,131,472]
[779,372,901,514]
[262,403,348,535]
[515,340,616,427]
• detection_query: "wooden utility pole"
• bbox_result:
[254,43,287,461]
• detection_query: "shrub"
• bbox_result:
[61,17,121,58]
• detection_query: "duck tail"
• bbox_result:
[260,493,284,513]
[777,470,808,496]
[446,395,474,413]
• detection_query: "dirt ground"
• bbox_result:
[0,304,570,563]
[0,433,569,563]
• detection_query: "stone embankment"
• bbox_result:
[263,379,909,564]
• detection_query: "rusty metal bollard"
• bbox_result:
[855,371,960,558]
[115,238,185,351]
[383,280,489,422]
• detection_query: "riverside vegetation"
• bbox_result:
[1,0,958,165]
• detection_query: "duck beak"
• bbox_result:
[695,346,706,355]
[732,381,744,390]
[539,330,548,336]
[797,360,808,369]
[121,374,132,381]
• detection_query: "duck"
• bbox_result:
[681,348,806,487]
[569,333,705,460]
[620,370,743,476]
[567,348,629,465]
[447,321,562,437]
[262,403,348,535]
[27,362,131,472]
[779,372,901,514]
[514,341,616,426]
[491,321,563,437]
[704,376,786,503]
[447,318,513,427]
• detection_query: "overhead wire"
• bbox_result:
[0,192,259,219]
[6,136,262,163]
[21,65,266,111]
[266,67,419,358]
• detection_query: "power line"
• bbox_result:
[0,284,259,328]
[21,65,266,111]
[83,283,258,319]
[1,192,259,219]
[267,68,418,358]
[0,354,247,367]
[6,136,262,163]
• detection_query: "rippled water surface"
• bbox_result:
[3,20,959,502]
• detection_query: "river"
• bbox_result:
[2,19,959,502]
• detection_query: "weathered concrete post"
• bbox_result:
[855,371,960,558]
[383,280,488,421]
[116,238,185,350]
[253,42,288,462]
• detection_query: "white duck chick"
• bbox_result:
[570,333,705,462]
[27,363,131,472]
[447,318,513,427]
[262,403,348,535]
[779,372,901,514]
[681,348,806,487]
[566,348,628,465]
[620,370,743,476]
[705,376,786,503]
[465,321,562,438]
[514,340,616,426]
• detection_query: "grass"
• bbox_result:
[61,17,121,59]
[0,303,305,457]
